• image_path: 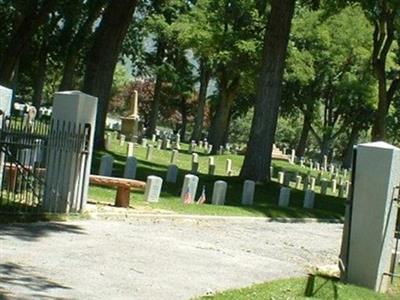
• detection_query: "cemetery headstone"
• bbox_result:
[144,176,163,203]
[99,154,114,176]
[166,164,178,183]
[170,150,178,164]
[241,180,255,205]
[119,134,126,146]
[123,156,137,179]
[181,174,199,204]
[225,159,232,175]
[310,177,316,191]
[126,142,135,157]
[331,179,337,194]
[303,190,315,209]
[142,138,147,148]
[295,175,302,189]
[208,157,216,175]
[211,180,227,205]
[278,187,291,207]
[278,171,284,184]
[146,145,153,161]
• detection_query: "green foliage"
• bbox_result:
[283,4,377,155]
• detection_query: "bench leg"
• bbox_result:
[304,274,315,297]
[115,187,130,207]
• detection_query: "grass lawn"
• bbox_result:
[197,276,400,299]
[88,133,346,219]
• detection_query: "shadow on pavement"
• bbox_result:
[0,263,71,300]
[0,222,85,242]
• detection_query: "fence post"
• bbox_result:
[43,91,97,213]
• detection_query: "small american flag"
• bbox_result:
[183,185,192,204]
[197,186,207,204]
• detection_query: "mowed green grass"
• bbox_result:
[196,276,400,300]
[88,133,346,219]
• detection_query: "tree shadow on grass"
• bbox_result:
[0,222,85,242]
[0,262,71,300]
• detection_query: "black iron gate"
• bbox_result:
[0,116,90,216]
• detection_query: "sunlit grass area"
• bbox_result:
[88,133,346,219]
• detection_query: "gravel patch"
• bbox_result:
[0,217,343,299]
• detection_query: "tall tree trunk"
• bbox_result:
[0,0,57,86]
[147,74,163,138]
[240,0,295,181]
[342,127,359,169]
[83,0,137,150]
[32,40,48,110]
[191,59,211,142]
[180,96,188,141]
[59,0,106,91]
[296,111,312,157]
[59,54,78,91]
[370,1,398,141]
[147,41,165,137]
[371,62,389,141]
[319,133,332,162]
[208,88,235,154]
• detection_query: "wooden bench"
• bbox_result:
[304,265,340,297]
[89,175,146,208]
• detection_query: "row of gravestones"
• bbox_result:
[143,173,320,210]
[97,153,233,183]
[271,167,350,198]
[106,130,244,155]
[143,174,255,205]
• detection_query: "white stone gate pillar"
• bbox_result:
[0,86,12,184]
[342,142,400,292]
[43,91,97,213]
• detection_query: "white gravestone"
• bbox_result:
[278,171,284,184]
[126,142,135,157]
[123,156,137,179]
[290,149,296,164]
[225,159,232,175]
[343,142,400,292]
[208,157,215,175]
[170,150,178,164]
[212,180,227,205]
[119,134,126,146]
[166,164,178,183]
[331,179,337,194]
[278,187,291,207]
[323,155,328,171]
[241,180,255,205]
[144,176,163,203]
[146,145,153,161]
[99,154,114,176]
[310,177,316,191]
[295,175,302,189]
[142,138,148,147]
[180,174,199,203]
[303,190,315,209]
